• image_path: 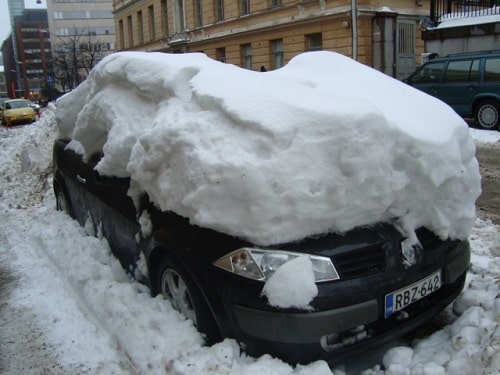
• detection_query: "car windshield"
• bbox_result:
[5,100,30,109]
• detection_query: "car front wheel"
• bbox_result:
[157,255,220,344]
[474,99,499,130]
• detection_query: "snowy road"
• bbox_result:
[476,142,500,225]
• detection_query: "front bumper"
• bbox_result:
[5,114,35,124]
[221,240,470,364]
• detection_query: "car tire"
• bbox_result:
[55,186,73,217]
[474,99,499,130]
[157,255,220,344]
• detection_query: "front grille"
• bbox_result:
[333,244,386,279]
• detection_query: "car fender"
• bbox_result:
[472,93,500,111]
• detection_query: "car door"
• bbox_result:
[57,143,141,269]
[82,155,142,269]
[407,61,446,99]
[482,56,500,97]
[440,58,480,116]
[55,142,96,228]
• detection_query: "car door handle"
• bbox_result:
[76,175,86,184]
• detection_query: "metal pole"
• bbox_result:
[351,0,358,60]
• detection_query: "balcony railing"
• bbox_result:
[430,0,500,24]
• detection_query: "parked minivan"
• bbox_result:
[405,51,500,130]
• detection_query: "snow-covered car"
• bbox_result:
[1,98,36,126]
[52,51,481,364]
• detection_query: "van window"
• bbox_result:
[411,62,445,84]
[484,58,500,82]
[444,59,479,83]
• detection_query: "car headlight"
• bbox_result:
[213,248,340,282]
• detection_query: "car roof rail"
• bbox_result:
[446,50,500,57]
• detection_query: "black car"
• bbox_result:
[53,138,470,364]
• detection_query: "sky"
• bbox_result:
[0,99,499,374]
[0,0,46,45]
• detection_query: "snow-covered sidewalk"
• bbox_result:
[0,118,499,375]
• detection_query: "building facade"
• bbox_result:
[1,36,16,98]
[0,10,53,99]
[12,10,53,99]
[46,0,116,52]
[45,0,117,91]
[0,65,6,97]
[423,0,500,57]
[113,0,431,78]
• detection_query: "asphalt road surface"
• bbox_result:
[476,141,500,225]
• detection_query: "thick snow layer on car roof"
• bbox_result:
[55,51,481,246]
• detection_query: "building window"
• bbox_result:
[216,0,224,21]
[272,39,283,69]
[241,0,250,15]
[137,11,144,44]
[127,15,133,47]
[148,6,156,41]
[216,47,226,62]
[161,0,169,36]
[118,20,124,49]
[306,33,322,51]
[241,44,252,69]
[174,0,186,32]
[194,0,203,26]
[269,0,281,8]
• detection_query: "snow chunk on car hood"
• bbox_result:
[262,256,318,310]
[55,51,481,245]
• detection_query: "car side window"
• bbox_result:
[444,59,479,83]
[88,153,130,187]
[411,62,445,84]
[484,58,500,82]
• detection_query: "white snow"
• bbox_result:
[1,50,499,374]
[55,51,481,248]
[261,255,318,311]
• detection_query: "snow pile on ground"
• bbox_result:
[364,217,500,375]
[55,51,481,246]
[0,120,499,374]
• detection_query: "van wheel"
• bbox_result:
[157,255,220,345]
[474,100,499,130]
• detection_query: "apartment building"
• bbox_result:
[43,0,116,91]
[7,10,52,99]
[46,0,116,52]
[113,0,430,79]
[0,66,6,97]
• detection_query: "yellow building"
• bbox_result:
[113,0,430,78]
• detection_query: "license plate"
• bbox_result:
[385,270,441,318]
